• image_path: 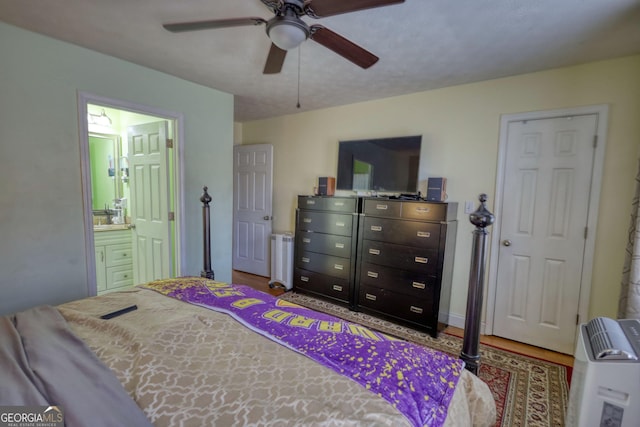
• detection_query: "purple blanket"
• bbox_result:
[144,278,464,427]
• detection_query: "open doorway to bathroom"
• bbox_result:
[78,92,183,296]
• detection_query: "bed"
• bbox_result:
[0,189,496,427]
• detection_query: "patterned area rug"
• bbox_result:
[279,291,571,427]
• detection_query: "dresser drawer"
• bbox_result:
[298,196,357,213]
[359,262,437,298]
[401,201,456,221]
[105,243,133,267]
[296,232,353,258]
[106,265,134,289]
[361,240,438,273]
[358,284,435,325]
[362,217,441,247]
[297,211,354,236]
[362,199,402,218]
[295,251,351,280]
[294,268,350,302]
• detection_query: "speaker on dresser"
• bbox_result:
[426,177,447,201]
[318,177,336,196]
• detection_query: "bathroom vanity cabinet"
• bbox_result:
[94,228,134,294]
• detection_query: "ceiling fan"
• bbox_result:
[163,0,405,74]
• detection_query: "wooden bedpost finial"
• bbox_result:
[200,186,212,206]
[469,193,495,229]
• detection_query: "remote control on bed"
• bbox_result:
[100,304,138,319]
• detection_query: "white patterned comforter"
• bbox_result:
[58,286,496,426]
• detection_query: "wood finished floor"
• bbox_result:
[232,270,574,367]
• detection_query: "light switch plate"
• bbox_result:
[464,200,475,214]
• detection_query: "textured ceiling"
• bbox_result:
[1,0,639,122]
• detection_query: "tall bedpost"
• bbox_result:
[460,193,495,375]
[200,186,215,280]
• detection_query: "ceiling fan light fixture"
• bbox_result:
[266,16,309,50]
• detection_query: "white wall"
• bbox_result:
[241,55,640,324]
[0,23,234,315]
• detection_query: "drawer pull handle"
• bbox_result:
[306,200,316,205]
[412,282,426,289]
[335,222,345,227]
[369,248,380,255]
[375,204,388,210]
[332,285,343,292]
[302,237,311,243]
[334,264,344,270]
[334,202,344,207]
[301,257,310,263]
[415,207,430,214]
[370,225,382,232]
[335,243,345,249]
[300,276,309,282]
[415,257,428,264]
[303,218,312,223]
[122,253,127,256]
[416,231,431,238]
[366,293,377,301]
[123,274,128,278]
[367,271,379,278]
[410,306,423,314]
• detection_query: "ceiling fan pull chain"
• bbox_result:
[297,46,301,109]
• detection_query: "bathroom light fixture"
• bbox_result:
[87,109,113,127]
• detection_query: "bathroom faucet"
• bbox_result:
[93,208,115,224]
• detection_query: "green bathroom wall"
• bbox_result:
[89,135,118,211]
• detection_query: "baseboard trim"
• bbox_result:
[446,311,486,335]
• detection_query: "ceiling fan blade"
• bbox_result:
[305,0,404,18]
[310,25,378,69]
[163,17,266,33]
[263,44,287,74]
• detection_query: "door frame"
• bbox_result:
[77,91,185,295]
[485,104,609,335]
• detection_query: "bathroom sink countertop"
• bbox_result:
[93,224,130,231]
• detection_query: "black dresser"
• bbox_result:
[293,196,457,337]
[293,196,359,306]
[355,198,457,337]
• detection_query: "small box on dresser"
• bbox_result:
[355,198,458,338]
[294,196,359,306]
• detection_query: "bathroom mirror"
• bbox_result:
[89,132,123,210]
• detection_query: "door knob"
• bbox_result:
[263,216,271,220]
[502,239,511,246]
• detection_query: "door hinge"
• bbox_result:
[166,138,174,149]
[168,211,175,221]
[584,227,588,239]
[576,314,580,325]
[593,135,598,148]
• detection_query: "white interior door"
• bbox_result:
[128,121,171,284]
[233,144,273,277]
[493,114,598,354]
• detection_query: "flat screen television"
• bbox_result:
[336,135,422,194]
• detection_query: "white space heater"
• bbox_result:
[566,317,640,427]
[268,232,294,291]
